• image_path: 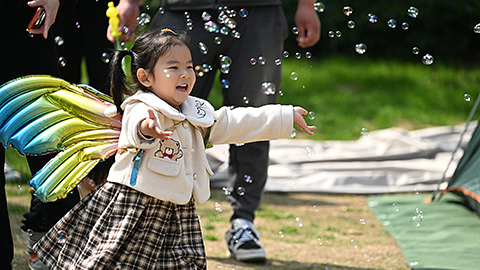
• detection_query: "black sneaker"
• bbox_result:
[225,218,266,262]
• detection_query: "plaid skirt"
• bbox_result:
[33,182,206,270]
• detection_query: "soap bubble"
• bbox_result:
[414,208,424,219]
[328,31,334,38]
[290,72,298,80]
[101,52,110,63]
[275,58,282,65]
[262,81,276,95]
[474,23,480,34]
[184,11,190,18]
[239,8,248,18]
[242,96,250,104]
[350,239,358,248]
[308,111,316,120]
[220,26,229,35]
[464,94,471,102]
[283,51,289,58]
[204,21,220,33]
[258,56,266,65]
[198,42,208,54]
[57,230,67,244]
[412,47,420,54]
[402,22,409,30]
[279,231,284,238]
[220,55,232,67]
[292,27,299,35]
[291,128,297,138]
[58,57,67,67]
[76,22,81,28]
[422,54,434,65]
[391,202,400,212]
[314,2,325,12]
[202,11,211,21]
[214,36,222,44]
[250,58,257,65]
[158,7,165,14]
[237,186,246,196]
[224,18,237,29]
[54,36,64,46]
[368,13,378,23]
[244,175,253,183]
[410,215,422,227]
[343,6,353,16]
[359,219,366,225]
[305,52,312,59]
[407,6,419,18]
[295,52,301,59]
[214,202,222,212]
[186,19,193,30]
[363,253,371,262]
[355,43,367,54]
[335,30,342,37]
[290,181,298,188]
[222,187,231,195]
[347,20,355,29]
[304,147,316,158]
[295,217,303,227]
[232,30,241,39]
[221,78,230,89]
[360,127,369,137]
[27,229,33,236]
[387,19,397,28]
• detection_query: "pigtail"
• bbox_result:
[109,49,134,115]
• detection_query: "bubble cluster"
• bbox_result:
[262,81,276,95]
[314,2,325,13]
[368,13,378,23]
[214,202,222,212]
[407,6,419,18]
[55,36,64,46]
[137,13,151,26]
[410,208,424,227]
[198,42,208,54]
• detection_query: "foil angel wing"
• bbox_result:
[0,75,121,202]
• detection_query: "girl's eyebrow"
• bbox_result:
[166,59,193,64]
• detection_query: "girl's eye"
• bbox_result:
[187,65,194,69]
[169,66,178,70]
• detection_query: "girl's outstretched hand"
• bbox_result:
[140,109,173,140]
[293,106,316,136]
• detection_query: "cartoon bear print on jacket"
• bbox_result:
[155,138,183,161]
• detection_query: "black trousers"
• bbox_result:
[151,6,288,222]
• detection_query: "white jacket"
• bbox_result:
[106,91,293,204]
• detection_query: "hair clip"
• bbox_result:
[161,28,175,34]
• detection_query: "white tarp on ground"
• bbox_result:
[206,122,477,194]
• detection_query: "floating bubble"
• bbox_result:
[202,64,212,73]
[412,47,420,54]
[317,237,324,245]
[137,13,151,26]
[343,6,353,16]
[290,72,298,80]
[402,22,409,30]
[195,65,204,77]
[407,6,419,18]
[308,111,316,120]
[360,127,369,137]
[414,208,424,219]
[279,231,284,238]
[304,147,316,158]
[262,81,276,95]
[335,30,342,37]
[122,26,131,35]
[232,30,241,39]
[186,19,193,30]
[204,21,220,33]
[76,22,81,28]
[225,18,237,29]
[387,19,397,28]
[239,8,248,17]
[279,90,284,96]
[290,181,298,188]
[363,253,371,262]
[295,217,303,227]
[214,36,222,45]
[359,219,366,225]
[391,202,400,212]
[250,58,257,65]
[422,54,434,65]
[295,52,301,59]
[57,230,67,243]
[314,2,325,12]
[221,78,230,89]
[283,51,289,58]
[58,57,67,67]
[292,27,299,35]
[355,43,367,54]
[198,42,208,54]
[184,11,190,18]
[413,188,419,195]
[275,58,282,65]
[244,175,253,183]
[258,56,266,65]
[220,26,229,35]
[410,215,422,227]
[291,128,297,138]
[328,31,334,38]
[313,205,319,212]
[54,36,64,46]
[474,23,480,34]
[368,13,378,23]
[202,11,211,21]
[214,202,222,212]
[350,239,358,248]
[28,32,34,38]
[158,7,165,14]
[464,94,471,102]
[409,261,420,267]
[237,186,246,196]
[242,96,250,104]
[27,229,33,236]
[101,52,110,63]
[220,55,232,67]
[347,20,355,29]
[222,187,231,195]
[305,52,312,59]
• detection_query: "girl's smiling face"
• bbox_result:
[138,44,195,108]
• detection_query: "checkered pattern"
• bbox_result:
[34,182,206,269]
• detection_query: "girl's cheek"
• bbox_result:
[163,69,172,78]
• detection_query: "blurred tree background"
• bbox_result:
[142,0,480,66]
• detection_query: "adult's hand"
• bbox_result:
[106,0,140,43]
[27,0,60,39]
[295,0,321,48]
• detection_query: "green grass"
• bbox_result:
[209,57,480,140]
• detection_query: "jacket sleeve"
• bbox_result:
[208,104,294,145]
[118,102,160,150]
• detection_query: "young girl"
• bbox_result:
[33,28,316,269]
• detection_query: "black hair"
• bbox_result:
[109,28,191,114]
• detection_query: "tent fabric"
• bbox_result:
[368,193,480,270]
[442,122,480,216]
[207,122,476,194]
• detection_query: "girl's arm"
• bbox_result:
[139,108,172,140]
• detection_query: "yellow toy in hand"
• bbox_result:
[106,2,122,37]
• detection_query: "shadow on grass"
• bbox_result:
[208,256,378,270]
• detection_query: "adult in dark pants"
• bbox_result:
[0,0,78,269]
[109,0,320,262]
[51,0,118,94]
